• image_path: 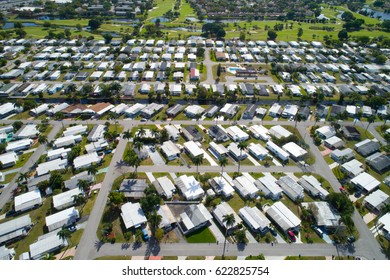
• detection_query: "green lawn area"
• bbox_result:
[162,256,179,260]
[285,256,326,260]
[226,193,246,213]
[9,111,33,120]
[147,0,176,21]
[212,64,228,82]
[80,190,98,217]
[185,227,216,243]
[185,256,206,260]
[174,1,197,23]
[214,256,238,260]
[67,229,84,248]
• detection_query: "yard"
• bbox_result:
[185,227,216,243]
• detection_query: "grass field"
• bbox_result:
[147,0,176,22]
[185,227,216,243]
[174,1,197,23]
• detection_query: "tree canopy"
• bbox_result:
[327,193,354,216]
[201,23,226,38]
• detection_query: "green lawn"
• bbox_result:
[185,256,206,260]
[285,256,326,260]
[95,256,133,260]
[185,227,216,243]
[214,256,238,260]
[147,0,176,21]
[175,1,197,22]
[227,193,246,213]
[162,256,179,260]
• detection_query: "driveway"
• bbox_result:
[147,146,165,165]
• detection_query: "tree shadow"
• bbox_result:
[132,242,142,250]
[94,240,105,252]
[115,160,127,169]
[236,242,247,251]
[121,243,131,250]
[144,237,161,258]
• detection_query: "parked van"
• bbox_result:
[287,230,296,242]
[314,227,324,238]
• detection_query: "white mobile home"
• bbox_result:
[225,125,249,142]
[121,202,147,229]
[53,188,84,211]
[6,139,33,152]
[73,152,101,170]
[248,125,270,141]
[233,175,258,199]
[53,135,82,148]
[29,233,67,260]
[36,158,68,176]
[46,147,71,161]
[266,141,289,163]
[239,206,271,235]
[14,124,39,139]
[208,176,235,197]
[183,141,204,158]
[212,202,242,233]
[266,201,301,232]
[63,125,88,137]
[282,142,308,161]
[276,175,304,202]
[255,175,283,201]
[0,152,18,168]
[269,125,292,139]
[174,175,204,200]
[14,190,42,213]
[0,215,32,245]
[153,176,176,199]
[248,143,269,160]
[45,207,80,232]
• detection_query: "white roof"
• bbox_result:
[342,159,363,176]
[15,124,39,138]
[239,206,270,231]
[266,201,301,231]
[364,189,389,209]
[88,125,106,141]
[29,233,67,260]
[269,125,292,139]
[351,172,380,193]
[248,143,268,157]
[233,176,258,198]
[325,136,344,146]
[156,176,176,197]
[316,126,336,139]
[0,152,18,165]
[176,175,204,200]
[125,103,146,116]
[226,125,249,140]
[256,175,283,196]
[63,125,87,137]
[53,188,83,210]
[282,142,308,158]
[121,202,147,229]
[54,134,82,148]
[30,104,49,115]
[185,105,205,116]
[248,125,270,140]
[14,190,42,209]
[161,140,180,158]
[110,103,128,114]
[36,158,68,176]
[266,141,289,160]
[184,141,204,158]
[212,202,241,229]
[212,176,235,197]
[45,207,79,230]
[379,213,390,235]
[209,141,228,155]
[6,139,33,152]
[73,152,101,169]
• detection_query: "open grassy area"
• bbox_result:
[185,226,216,243]
[162,256,179,260]
[185,256,206,260]
[147,0,176,21]
[214,256,238,260]
[285,256,326,260]
[174,1,197,23]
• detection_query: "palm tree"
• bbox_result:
[137,127,146,138]
[151,127,160,140]
[237,141,248,173]
[366,115,376,133]
[87,164,98,183]
[294,113,303,129]
[72,193,86,206]
[38,134,48,151]
[313,114,320,127]
[122,129,132,148]
[77,179,90,194]
[17,172,29,184]
[192,155,204,174]
[57,225,72,248]
[149,210,162,236]
[125,150,141,176]
[103,130,113,142]
[218,157,228,178]
[133,141,145,160]
[222,213,236,259]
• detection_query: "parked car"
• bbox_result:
[142,228,149,241]
[287,230,296,242]
[269,227,277,237]
[347,236,356,243]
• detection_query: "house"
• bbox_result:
[124,103,146,118]
[6,139,33,153]
[298,175,329,200]
[30,104,49,116]
[316,126,336,139]
[324,136,345,150]
[53,188,83,211]
[27,174,50,192]
[190,68,200,81]
[330,148,354,163]
[330,105,345,117]
[228,142,247,161]
[266,141,289,163]
[61,104,87,117]
[164,125,180,141]
[153,176,176,199]
[182,126,203,142]
[174,175,204,200]
[84,102,114,117]
[364,190,390,212]
[282,142,308,161]
[208,176,235,197]
[220,103,239,118]
[282,104,299,118]
[119,179,148,199]
[248,125,270,141]
[160,141,181,161]
[0,152,18,168]
[212,202,242,233]
[276,175,304,202]
[0,214,32,245]
[14,190,42,213]
[185,105,205,118]
[36,158,68,176]
[88,125,106,142]
[166,104,184,118]
[208,142,229,160]
[46,103,69,116]
[85,139,109,154]
[29,233,67,260]
[226,126,249,142]
[341,126,361,140]
[269,125,292,140]
[73,152,101,170]
[239,206,271,235]
[121,202,147,229]
[178,204,212,235]
[301,202,339,231]
[208,125,229,142]
[63,125,88,137]
[205,105,219,118]
[378,213,390,241]
[266,201,301,232]
[341,159,364,177]
[140,103,164,119]
[45,207,79,232]
[366,152,390,174]
[351,172,380,194]
[64,171,93,190]
[156,205,176,231]
[243,104,257,119]
[14,124,39,139]
[232,175,258,199]
[255,175,283,201]
[0,245,15,260]
[248,143,269,160]
[355,139,380,157]
[183,140,204,158]
[0,103,18,119]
